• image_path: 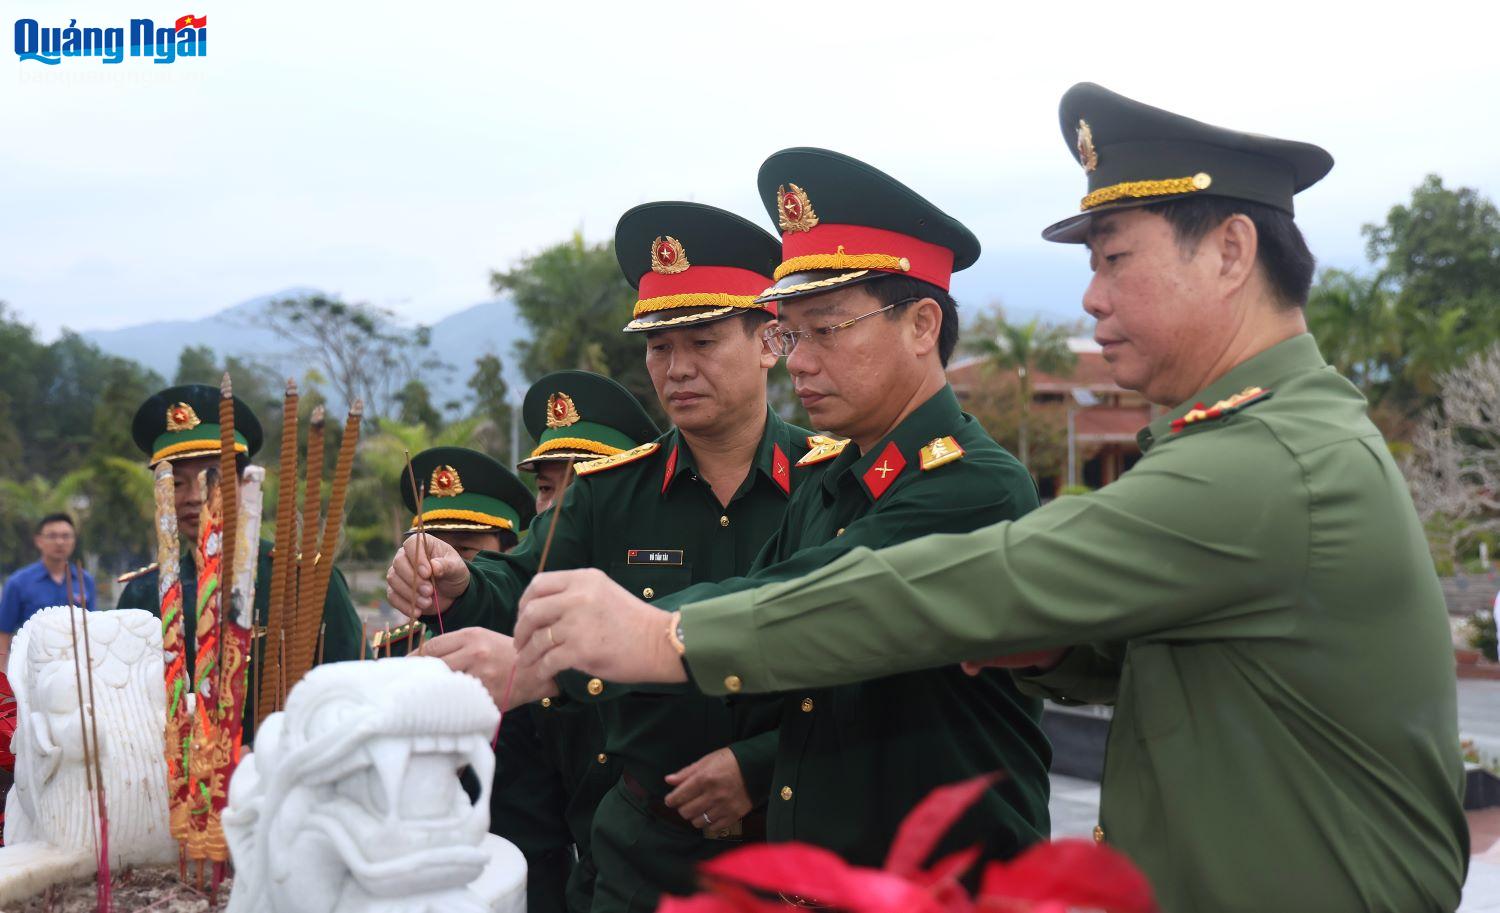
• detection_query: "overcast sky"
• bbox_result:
[3,0,1498,340]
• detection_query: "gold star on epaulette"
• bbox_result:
[575,442,661,477]
[919,436,965,471]
[116,562,160,583]
[797,435,848,467]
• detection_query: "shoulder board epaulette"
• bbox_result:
[797,434,848,467]
[575,442,661,476]
[1170,387,1273,434]
[371,620,422,649]
[116,563,159,584]
[919,436,965,471]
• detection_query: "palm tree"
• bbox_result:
[970,316,1077,468]
[1305,268,1397,396]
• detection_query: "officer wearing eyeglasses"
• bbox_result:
[508,148,1052,871]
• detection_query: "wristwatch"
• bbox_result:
[667,611,686,656]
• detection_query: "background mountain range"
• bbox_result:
[80,288,529,410]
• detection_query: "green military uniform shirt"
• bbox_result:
[654,386,1049,868]
[116,538,367,739]
[436,408,826,910]
[677,335,1469,913]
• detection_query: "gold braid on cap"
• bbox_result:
[529,437,624,458]
[772,246,910,281]
[413,508,514,530]
[632,293,763,318]
[1081,173,1212,211]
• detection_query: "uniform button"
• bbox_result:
[719,515,730,527]
[800,698,814,713]
[1093,825,1104,844]
[596,753,608,764]
[540,697,552,708]
[724,675,742,693]
[780,786,793,801]
[835,528,845,536]
[642,586,655,599]
[587,678,604,696]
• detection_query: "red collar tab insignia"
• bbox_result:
[777,183,819,233]
[796,434,847,467]
[429,464,464,497]
[651,236,690,275]
[546,392,581,428]
[166,402,201,432]
[1170,386,1272,434]
[771,444,790,495]
[1076,119,1098,173]
[661,444,679,494]
[861,441,906,500]
[919,436,965,471]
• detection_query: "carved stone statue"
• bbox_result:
[224,656,525,913]
[2,606,175,864]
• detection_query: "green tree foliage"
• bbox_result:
[1309,175,1500,414]
[393,378,443,429]
[266,293,448,418]
[963,307,1077,469]
[492,232,663,424]
[467,354,516,464]
[0,304,161,572]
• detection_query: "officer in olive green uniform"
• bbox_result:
[115,384,366,739]
[390,447,578,913]
[518,150,1052,869]
[525,87,1468,912]
[391,203,827,913]
[514,372,660,913]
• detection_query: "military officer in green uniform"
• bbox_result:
[391,202,825,913]
[509,86,1471,912]
[503,149,1051,869]
[509,372,659,913]
[517,370,660,515]
[115,384,366,738]
[387,446,580,913]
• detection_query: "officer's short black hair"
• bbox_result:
[864,275,961,366]
[36,513,75,535]
[737,310,774,338]
[1146,197,1317,309]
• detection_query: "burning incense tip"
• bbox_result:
[220,372,233,397]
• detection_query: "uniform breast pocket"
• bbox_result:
[608,560,694,603]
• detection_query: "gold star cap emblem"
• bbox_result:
[429,464,464,497]
[777,183,819,233]
[650,236,690,275]
[546,392,581,428]
[166,402,201,432]
[1076,119,1098,173]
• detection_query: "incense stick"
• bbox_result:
[496,466,572,720]
[75,571,112,912]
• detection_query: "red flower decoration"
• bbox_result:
[664,774,1157,913]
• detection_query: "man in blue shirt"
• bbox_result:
[0,514,95,664]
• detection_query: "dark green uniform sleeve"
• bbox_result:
[318,567,369,662]
[116,575,154,612]
[430,480,596,635]
[725,728,778,806]
[682,419,1306,694]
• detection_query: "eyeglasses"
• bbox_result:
[762,298,917,357]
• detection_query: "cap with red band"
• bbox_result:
[615,202,781,333]
[754,147,980,304]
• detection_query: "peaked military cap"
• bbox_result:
[1043,82,1335,243]
[400,446,536,535]
[754,147,980,305]
[616,201,781,332]
[517,370,660,471]
[131,383,264,465]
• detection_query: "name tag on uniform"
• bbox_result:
[627,549,684,566]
